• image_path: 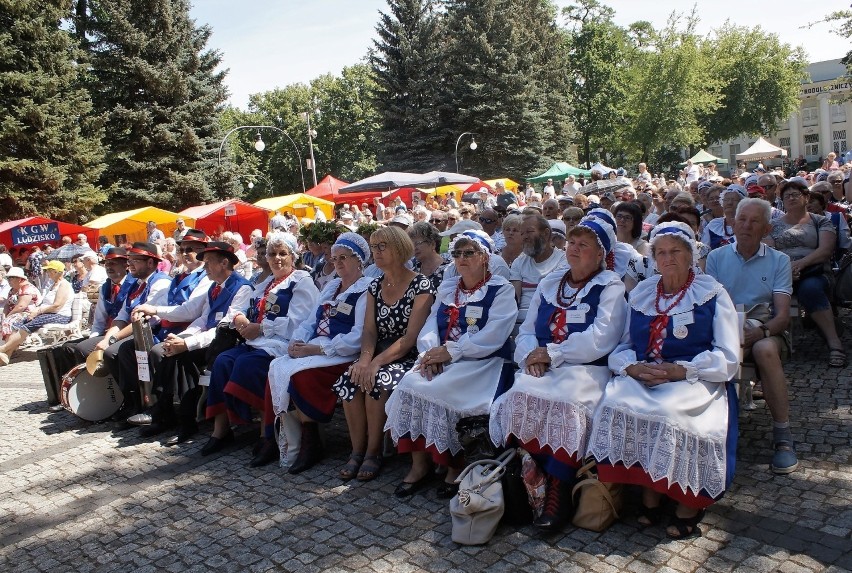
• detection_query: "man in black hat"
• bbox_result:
[155,229,211,342]
[129,242,253,441]
[98,242,172,420]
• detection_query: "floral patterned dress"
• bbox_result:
[333,274,434,401]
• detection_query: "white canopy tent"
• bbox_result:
[736,137,788,162]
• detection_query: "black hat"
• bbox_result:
[104,247,129,260]
[178,228,208,244]
[197,241,239,266]
[127,242,162,261]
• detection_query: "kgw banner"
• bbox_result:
[11,222,61,246]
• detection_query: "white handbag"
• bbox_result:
[449,449,515,545]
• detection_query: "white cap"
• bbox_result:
[6,267,26,279]
[439,219,482,237]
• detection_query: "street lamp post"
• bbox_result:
[218,125,306,193]
[455,132,478,173]
[300,110,320,188]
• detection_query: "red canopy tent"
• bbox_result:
[179,200,271,239]
[0,217,98,250]
[305,174,388,206]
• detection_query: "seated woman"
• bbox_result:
[1,267,40,343]
[701,185,744,251]
[202,232,319,458]
[264,232,372,471]
[0,261,72,366]
[408,221,451,290]
[332,226,434,482]
[765,179,845,367]
[386,231,516,499]
[588,222,739,539]
[490,218,627,530]
[614,201,649,255]
[69,254,86,293]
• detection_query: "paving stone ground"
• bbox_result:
[0,315,850,573]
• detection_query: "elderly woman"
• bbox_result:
[0,261,73,366]
[702,185,744,251]
[766,180,845,367]
[614,201,649,255]
[333,226,434,482]
[588,222,739,539]
[700,185,725,229]
[386,231,516,498]
[69,254,87,293]
[408,221,451,290]
[490,218,627,530]
[808,182,851,265]
[264,233,373,471]
[201,232,319,457]
[1,266,41,343]
[499,213,525,267]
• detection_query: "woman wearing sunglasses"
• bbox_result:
[385,230,516,498]
[333,226,435,481]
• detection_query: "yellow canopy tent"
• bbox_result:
[483,178,519,191]
[87,206,194,244]
[254,194,335,220]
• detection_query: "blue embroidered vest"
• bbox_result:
[313,287,364,339]
[630,296,717,362]
[124,271,169,314]
[534,282,608,367]
[708,226,734,250]
[205,272,251,329]
[247,279,297,323]
[167,268,207,306]
[101,276,136,321]
[435,284,512,360]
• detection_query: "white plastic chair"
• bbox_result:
[38,292,89,346]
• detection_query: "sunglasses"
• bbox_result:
[451,249,479,259]
[447,216,458,221]
[562,216,581,222]
[479,217,496,224]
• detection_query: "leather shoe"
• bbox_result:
[139,420,175,438]
[249,439,280,468]
[436,482,459,499]
[127,412,154,426]
[164,422,199,446]
[394,474,432,498]
[200,430,234,456]
[48,404,65,413]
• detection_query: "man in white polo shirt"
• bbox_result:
[510,213,565,324]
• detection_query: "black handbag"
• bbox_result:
[205,325,244,370]
[456,415,498,463]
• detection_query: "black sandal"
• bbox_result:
[356,455,383,481]
[637,503,664,527]
[667,509,706,539]
[828,348,847,368]
[339,452,365,481]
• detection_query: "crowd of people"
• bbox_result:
[0,159,849,540]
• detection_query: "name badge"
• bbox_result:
[267,293,277,305]
[672,311,694,329]
[466,306,483,319]
[215,312,224,321]
[336,302,353,315]
[565,309,586,323]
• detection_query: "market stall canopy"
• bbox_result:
[340,171,480,193]
[589,162,613,174]
[527,163,591,184]
[736,137,788,162]
[483,178,520,191]
[87,206,194,244]
[254,194,335,221]
[0,217,98,249]
[179,200,270,239]
[679,149,729,166]
[304,175,350,202]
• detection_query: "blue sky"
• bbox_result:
[189,1,851,109]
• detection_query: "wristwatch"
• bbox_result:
[107,335,118,345]
[759,325,770,339]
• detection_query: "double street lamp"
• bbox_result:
[300,109,320,188]
[455,132,478,173]
[218,125,306,193]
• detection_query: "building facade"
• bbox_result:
[710,59,851,171]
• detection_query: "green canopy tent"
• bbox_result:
[679,149,729,167]
[527,162,592,183]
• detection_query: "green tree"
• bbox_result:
[562,0,631,166]
[0,0,106,221]
[370,0,445,171]
[700,26,807,145]
[80,0,229,211]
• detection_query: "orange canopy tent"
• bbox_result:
[0,216,98,250]
[179,200,271,239]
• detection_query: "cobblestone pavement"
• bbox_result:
[0,316,850,573]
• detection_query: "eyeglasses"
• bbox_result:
[562,216,581,222]
[329,254,352,263]
[615,214,633,222]
[451,249,479,259]
[369,242,388,252]
[783,190,806,200]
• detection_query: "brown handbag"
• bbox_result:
[571,460,623,532]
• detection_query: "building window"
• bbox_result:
[779,137,791,156]
[831,104,847,123]
[833,130,847,154]
[802,106,819,127]
[804,133,820,157]
[728,144,740,166]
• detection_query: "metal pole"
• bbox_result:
[217,125,306,193]
[306,114,318,188]
[455,132,476,173]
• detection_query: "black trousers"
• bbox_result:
[150,347,207,423]
[103,339,167,416]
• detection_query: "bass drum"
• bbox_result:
[60,364,124,422]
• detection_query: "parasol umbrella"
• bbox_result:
[46,244,96,262]
[579,179,630,195]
